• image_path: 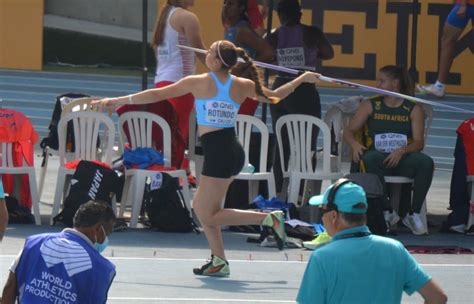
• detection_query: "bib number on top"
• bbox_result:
[157,44,170,62]
[204,100,237,125]
[374,133,407,153]
[277,47,305,68]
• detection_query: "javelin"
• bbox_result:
[177,44,474,114]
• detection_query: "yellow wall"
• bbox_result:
[191,0,473,95]
[0,0,44,70]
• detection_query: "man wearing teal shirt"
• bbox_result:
[297,179,447,304]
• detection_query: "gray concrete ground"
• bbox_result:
[0,68,473,303]
[0,152,473,303]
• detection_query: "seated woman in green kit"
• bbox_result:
[344,65,434,236]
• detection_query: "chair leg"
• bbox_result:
[166,170,194,214]
[38,149,49,200]
[119,175,132,218]
[288,177,301,206]
[194,155,204,186]
[420,199,429,234]
[50,169,67,225]
[129,174,147,228]
[388,183,402,213]
[27,170,42,225]
[279,177,289,201]
[248,180,258,202]
[302,180,322,206]
[111,196,118,216]
[468,182,474,229]
[12,175,21,201]
[267,177,277,200]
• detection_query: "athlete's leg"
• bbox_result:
[394,152,434,213]
[438,23,464,84]
[192,175,268,259]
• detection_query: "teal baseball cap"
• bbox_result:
[309,181,368,214]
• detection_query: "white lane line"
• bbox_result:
[3,255,471,266]
[108,297,294,302]
[111,257,305,264]
[420,264,474,267]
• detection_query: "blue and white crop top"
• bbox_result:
[195,72,241,128]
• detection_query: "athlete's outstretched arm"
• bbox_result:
[261,71,320,102]
[93,75,201,110]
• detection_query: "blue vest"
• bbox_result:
[224,20,257,58]
[195,72,240,128]
[16,230,116,304]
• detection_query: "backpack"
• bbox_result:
[4,195,35,224]
[40,93,90,151]
[345,173,388,236]
[143,172,199,233]
[53,160,120,227]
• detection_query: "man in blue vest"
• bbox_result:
[0,178,8,241]
[297,179,447,304]
[1,201,116,303]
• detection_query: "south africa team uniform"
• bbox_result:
[360,96,434,214]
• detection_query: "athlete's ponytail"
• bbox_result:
[216,40,278,103]
[234,48,277,103]
[151,0,185,50]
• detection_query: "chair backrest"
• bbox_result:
[61,97,96,116]
[0,109,35,168]
[118,111,172,167]
[0,142,16,168]
[420,104,433,141]
[323,105,354,163]
[275,114,332,174]
[58,111,116,165]
[235,114,269,172]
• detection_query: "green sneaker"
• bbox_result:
[193,255,230,277]
[262,211,286,250]
[303,231,331,250]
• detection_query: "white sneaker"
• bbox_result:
[449,224,466,234]
[417,84,445,98]
[383,210,400,227]
[466,225,474,236]
[402,213,428,235]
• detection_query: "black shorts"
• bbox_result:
[201,128,245,178]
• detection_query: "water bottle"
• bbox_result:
[241,163,255,173]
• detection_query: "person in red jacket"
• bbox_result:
[0,109,38,209]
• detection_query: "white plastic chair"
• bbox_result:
[38,97,99,199]
[118,111,192,228]
[50,111,116,225]
[234,115,276,202]
[467,176,474,230]
[275,114,343,206]
[0,142,41,225]
[323,105,355,168]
